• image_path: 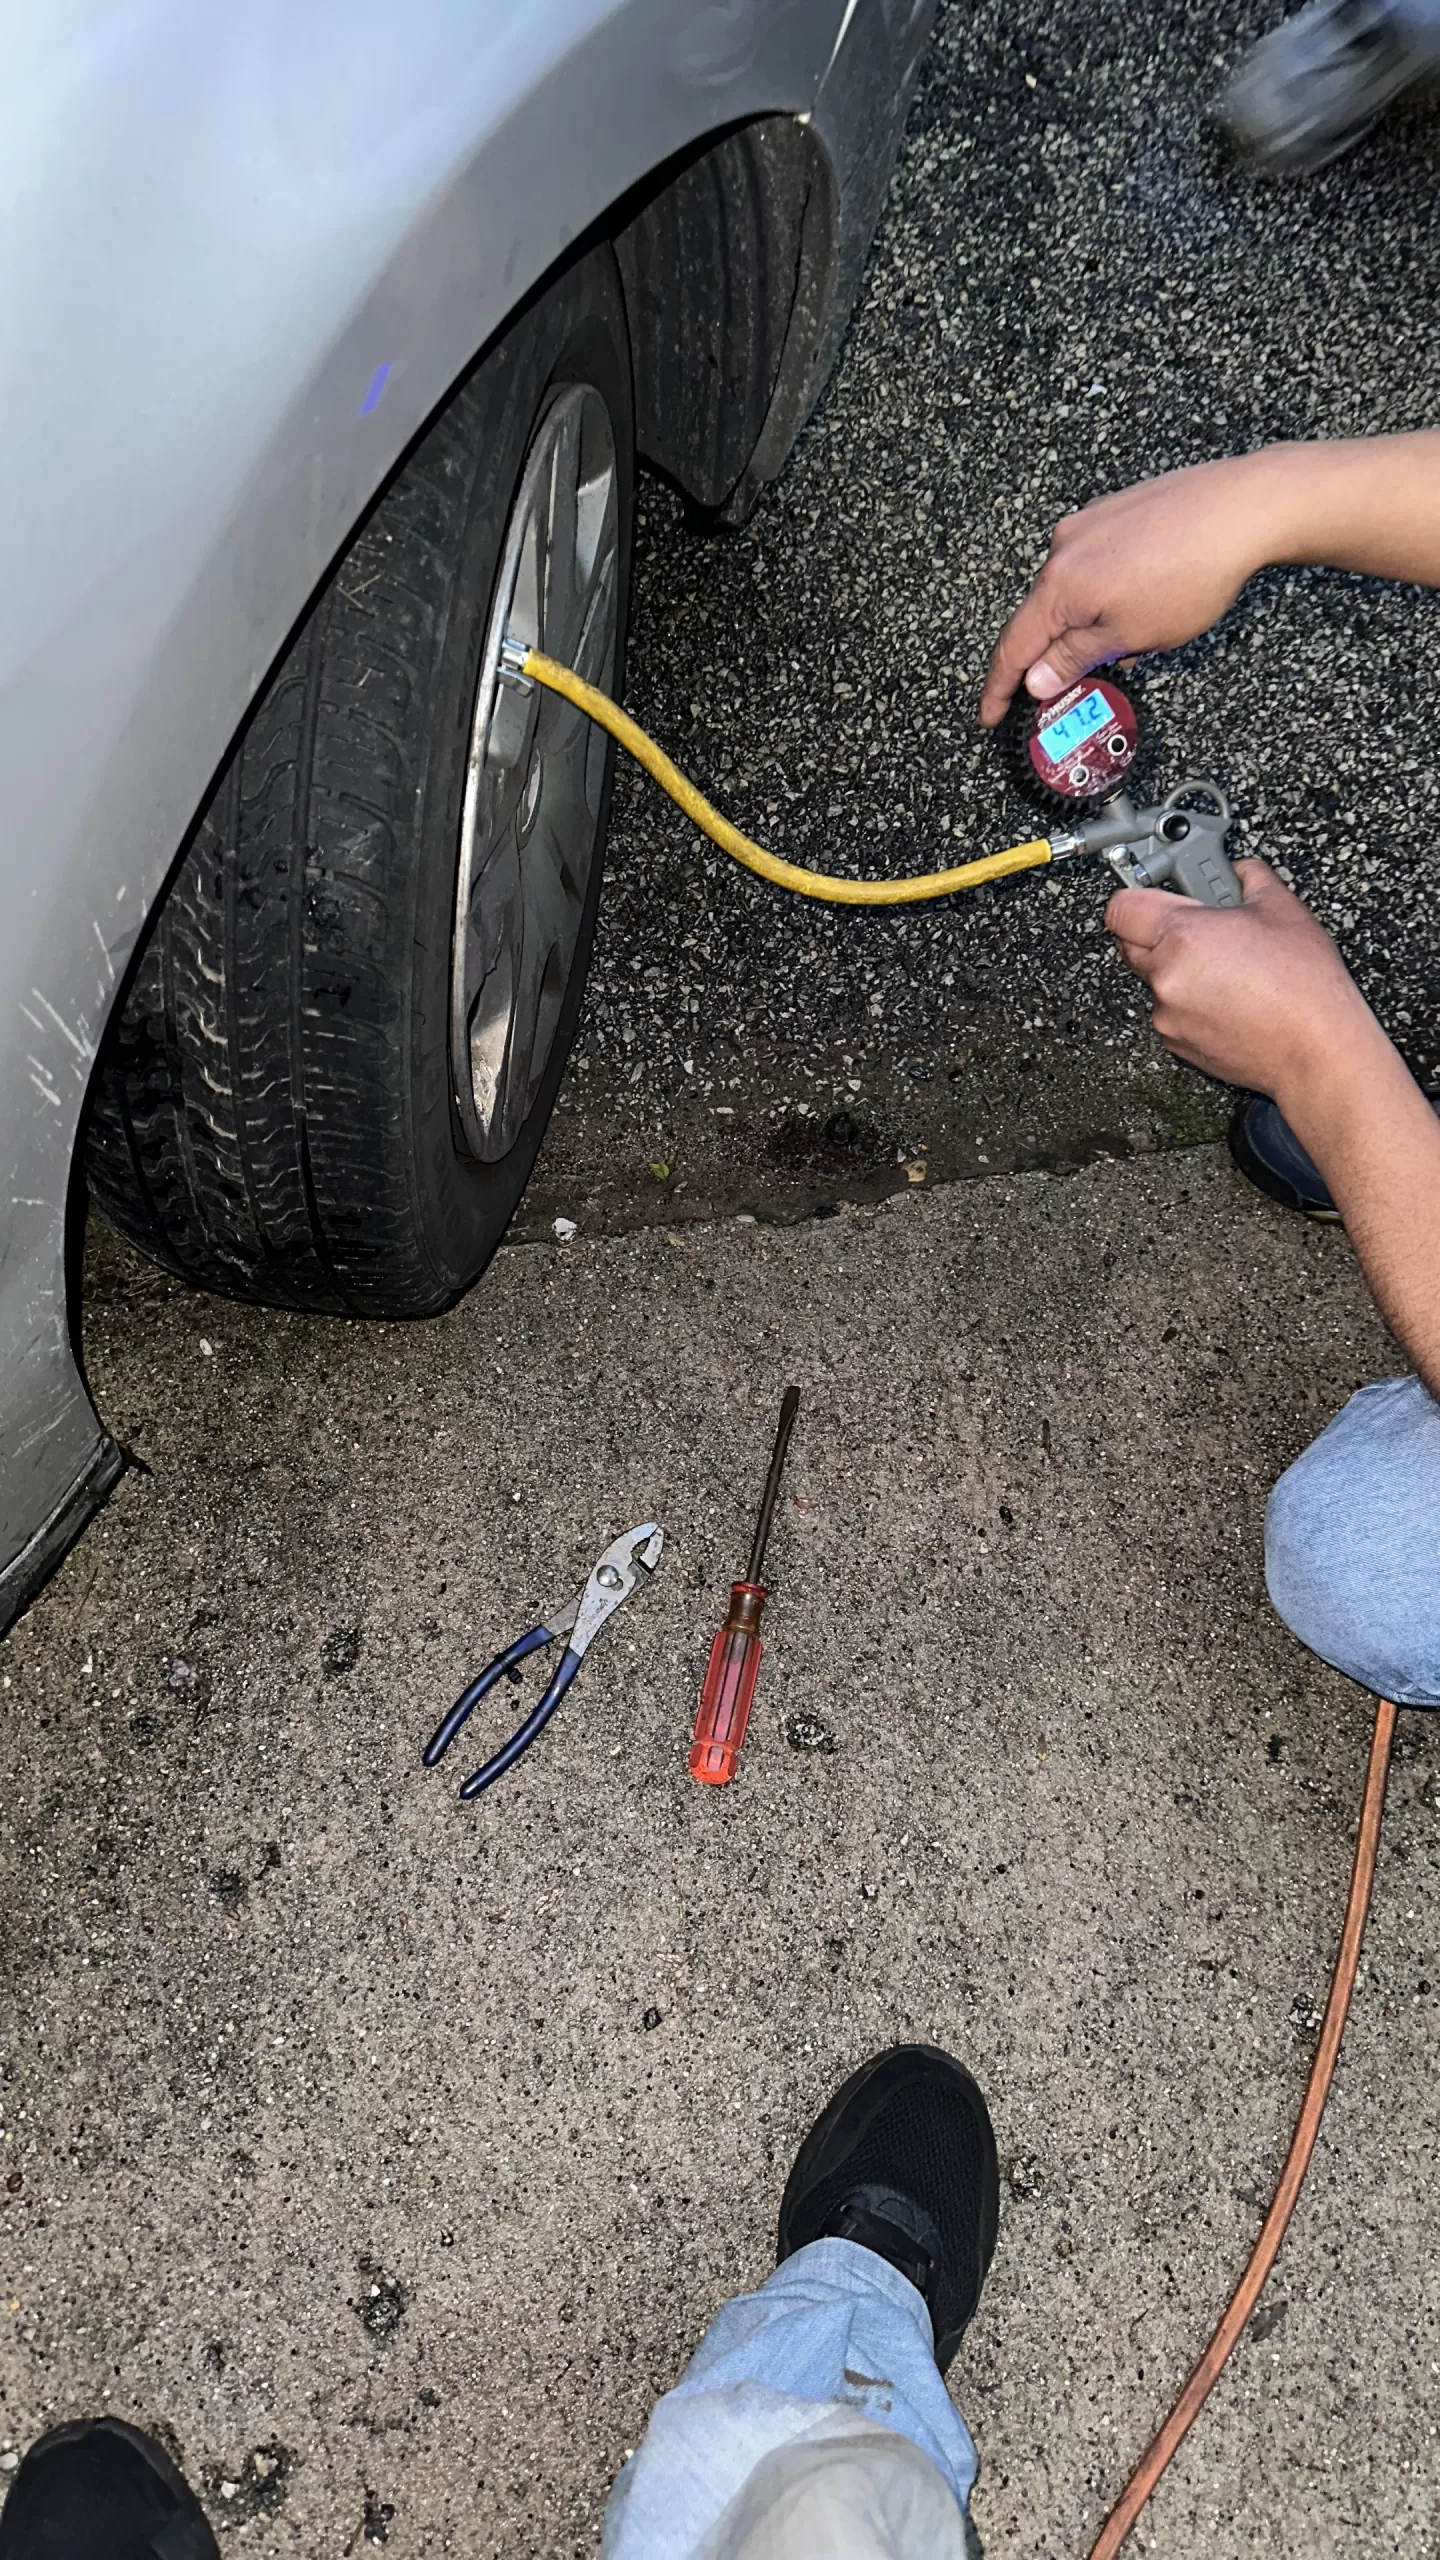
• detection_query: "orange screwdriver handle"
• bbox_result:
[689,1582,767,1785]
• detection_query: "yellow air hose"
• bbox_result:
[519,650,1054,906]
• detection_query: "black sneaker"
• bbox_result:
[777,2045,999,2373]
[1228,1092,1341,1219]
[0,2419,218,2560]
[1229,1085,1440,1220]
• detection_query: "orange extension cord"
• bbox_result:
[1087,1695,1397,2558]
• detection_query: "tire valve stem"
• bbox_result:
[689,1386,800,1787]
[498,633,534,693]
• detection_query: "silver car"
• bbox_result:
[0,0,932,1629]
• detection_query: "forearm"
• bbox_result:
[1276,1023,1440,1398]
[1245,433,1440,587]
[981,430,1440,723]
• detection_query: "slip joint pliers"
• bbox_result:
[423,1521,665,1800]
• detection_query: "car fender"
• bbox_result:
[0,0,918,1622]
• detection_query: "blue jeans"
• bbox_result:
[603,2239,978,2560]
[1266,1376,1440,1708]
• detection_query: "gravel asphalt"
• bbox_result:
[529,0,1440,1242]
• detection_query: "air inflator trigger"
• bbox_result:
[1050,783,1243,910]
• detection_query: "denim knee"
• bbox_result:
[1265,1376,1440,1709]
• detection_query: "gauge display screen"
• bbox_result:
[1037,688,1113,763]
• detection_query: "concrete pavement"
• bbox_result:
[2,1151,1437,2554]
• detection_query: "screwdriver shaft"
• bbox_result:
[745,1385,800,1583]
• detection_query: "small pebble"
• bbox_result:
[785,1712,837,1754]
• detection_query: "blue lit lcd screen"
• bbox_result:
[1037,688,1113,763]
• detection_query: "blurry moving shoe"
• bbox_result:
[1218,0,1440,171]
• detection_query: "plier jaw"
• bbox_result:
[422,1522,665,1802]
[568,1522,664,1657]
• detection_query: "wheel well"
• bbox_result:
[100,116,841,1122]
[612,116,838,524]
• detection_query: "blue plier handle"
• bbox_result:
[423,1521,664,1800]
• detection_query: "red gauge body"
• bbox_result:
[1015,671,1139,809]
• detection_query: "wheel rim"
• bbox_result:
[451,383,620,1162]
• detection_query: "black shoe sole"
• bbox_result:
[777,2045,1000,2373]
[0,2419,219,2560]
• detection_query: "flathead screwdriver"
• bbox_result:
[689,1386,800,1786]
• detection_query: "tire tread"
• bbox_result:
[87,253,632,1316]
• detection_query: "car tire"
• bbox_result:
[86,246,634,1317]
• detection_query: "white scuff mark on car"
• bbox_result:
[821,0,863,84]
[27,990,94,1059]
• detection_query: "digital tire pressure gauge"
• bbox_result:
[1007,668,1244,909]
[1015,670,1140,810]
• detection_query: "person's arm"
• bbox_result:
[1107,860,1440,1397]
[980,432,1440,724]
